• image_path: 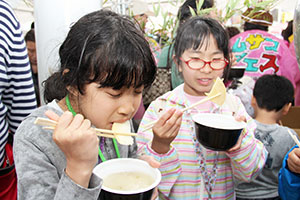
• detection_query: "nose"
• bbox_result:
[200,62,213,73]
[118,100,136,118]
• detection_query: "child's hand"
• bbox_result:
[287,148,300,174]
[227,115,246,152]
[45,110,99,187]
[139,155,161,168]
[151,108,183,154]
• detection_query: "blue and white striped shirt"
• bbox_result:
[0,0,37,166]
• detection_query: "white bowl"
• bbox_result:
[93,158,161,199]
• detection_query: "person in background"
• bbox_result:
[157,0,215,90]
[226,26,240,39]
[281,20,293,46]
[130,0,160,62]
[25,28,40,106]
[129,0,160,129]
[137,16,267,200]
[281,20,297,57]
[0,0,37,199]
[235,74,298,200]
[13,9,157,200]
[229,8,300,115]
[278,146,300,200]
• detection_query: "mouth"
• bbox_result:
[197,78,213,86]
[112,119,130,125]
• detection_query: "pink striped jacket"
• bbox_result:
[137,85,268,200]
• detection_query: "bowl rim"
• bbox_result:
[192,113,246,130]
[93,158,161,195]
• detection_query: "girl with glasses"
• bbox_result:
[137,16,267,200]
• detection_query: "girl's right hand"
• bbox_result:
[151,108,182,154]
[45,110,99,188]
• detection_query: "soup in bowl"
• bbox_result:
[192,113,246,151]
[93,158,161,200]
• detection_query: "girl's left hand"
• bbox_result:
[139,155,161,168]
[227,115,246,152]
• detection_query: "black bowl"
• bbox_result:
[192,113,246,151]
[93,158,161,200]
[228,67,246,80]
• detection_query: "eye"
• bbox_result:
[105,88,122,98]
[134,87,144,95]
[109,93,121,98]
[134,90,143,95]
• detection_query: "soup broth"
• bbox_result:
[103,171,155,191]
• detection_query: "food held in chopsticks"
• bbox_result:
[112,121,134,145]
[143,77,227,131]
[34,117,136,145]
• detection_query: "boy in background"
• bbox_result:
[235,74,298,200]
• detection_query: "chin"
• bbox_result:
[197,86,212,95]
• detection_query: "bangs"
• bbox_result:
[88,32,156,90]
[174,17,230,61]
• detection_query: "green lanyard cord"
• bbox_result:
[112,138,121,158]
[98,148,106,162]
[66,94,76,116]
[65,94,120,162]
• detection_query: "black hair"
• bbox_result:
[31,22,35,29]
[282,20,293,43]
[253,74,294,112]
[226,26,240,38]
[43,9,156,103]
[166,0,214,88]
[173,16,231,83]
[244,22,268,32]
[177,0,214,24]
[25,29,35,42]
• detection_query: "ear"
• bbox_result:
[251,95,256,108]
[172,56,182,72]
[62,69,79,97]
[282,102,292,116]
[62,68,70,75]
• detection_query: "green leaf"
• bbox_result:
[152,2,160,16]
[196,0,204,14]
[189,6,197,17]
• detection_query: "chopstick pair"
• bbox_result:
[288,129,300,147]
[143,92,222,131]
[34,117,137,139]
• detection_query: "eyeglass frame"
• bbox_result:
[179,57,229,70]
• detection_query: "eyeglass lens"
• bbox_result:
[189,59,226,69]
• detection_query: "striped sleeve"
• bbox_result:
[226,96,268,182]
[137,99,182,198]
[0,0,37,166]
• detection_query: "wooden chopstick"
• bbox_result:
[181,92,221,112]
[42,126,116,139]
[288,129,300,147]
[94,128,137,136]
[143,92,221,131]
[34,117,137,137]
